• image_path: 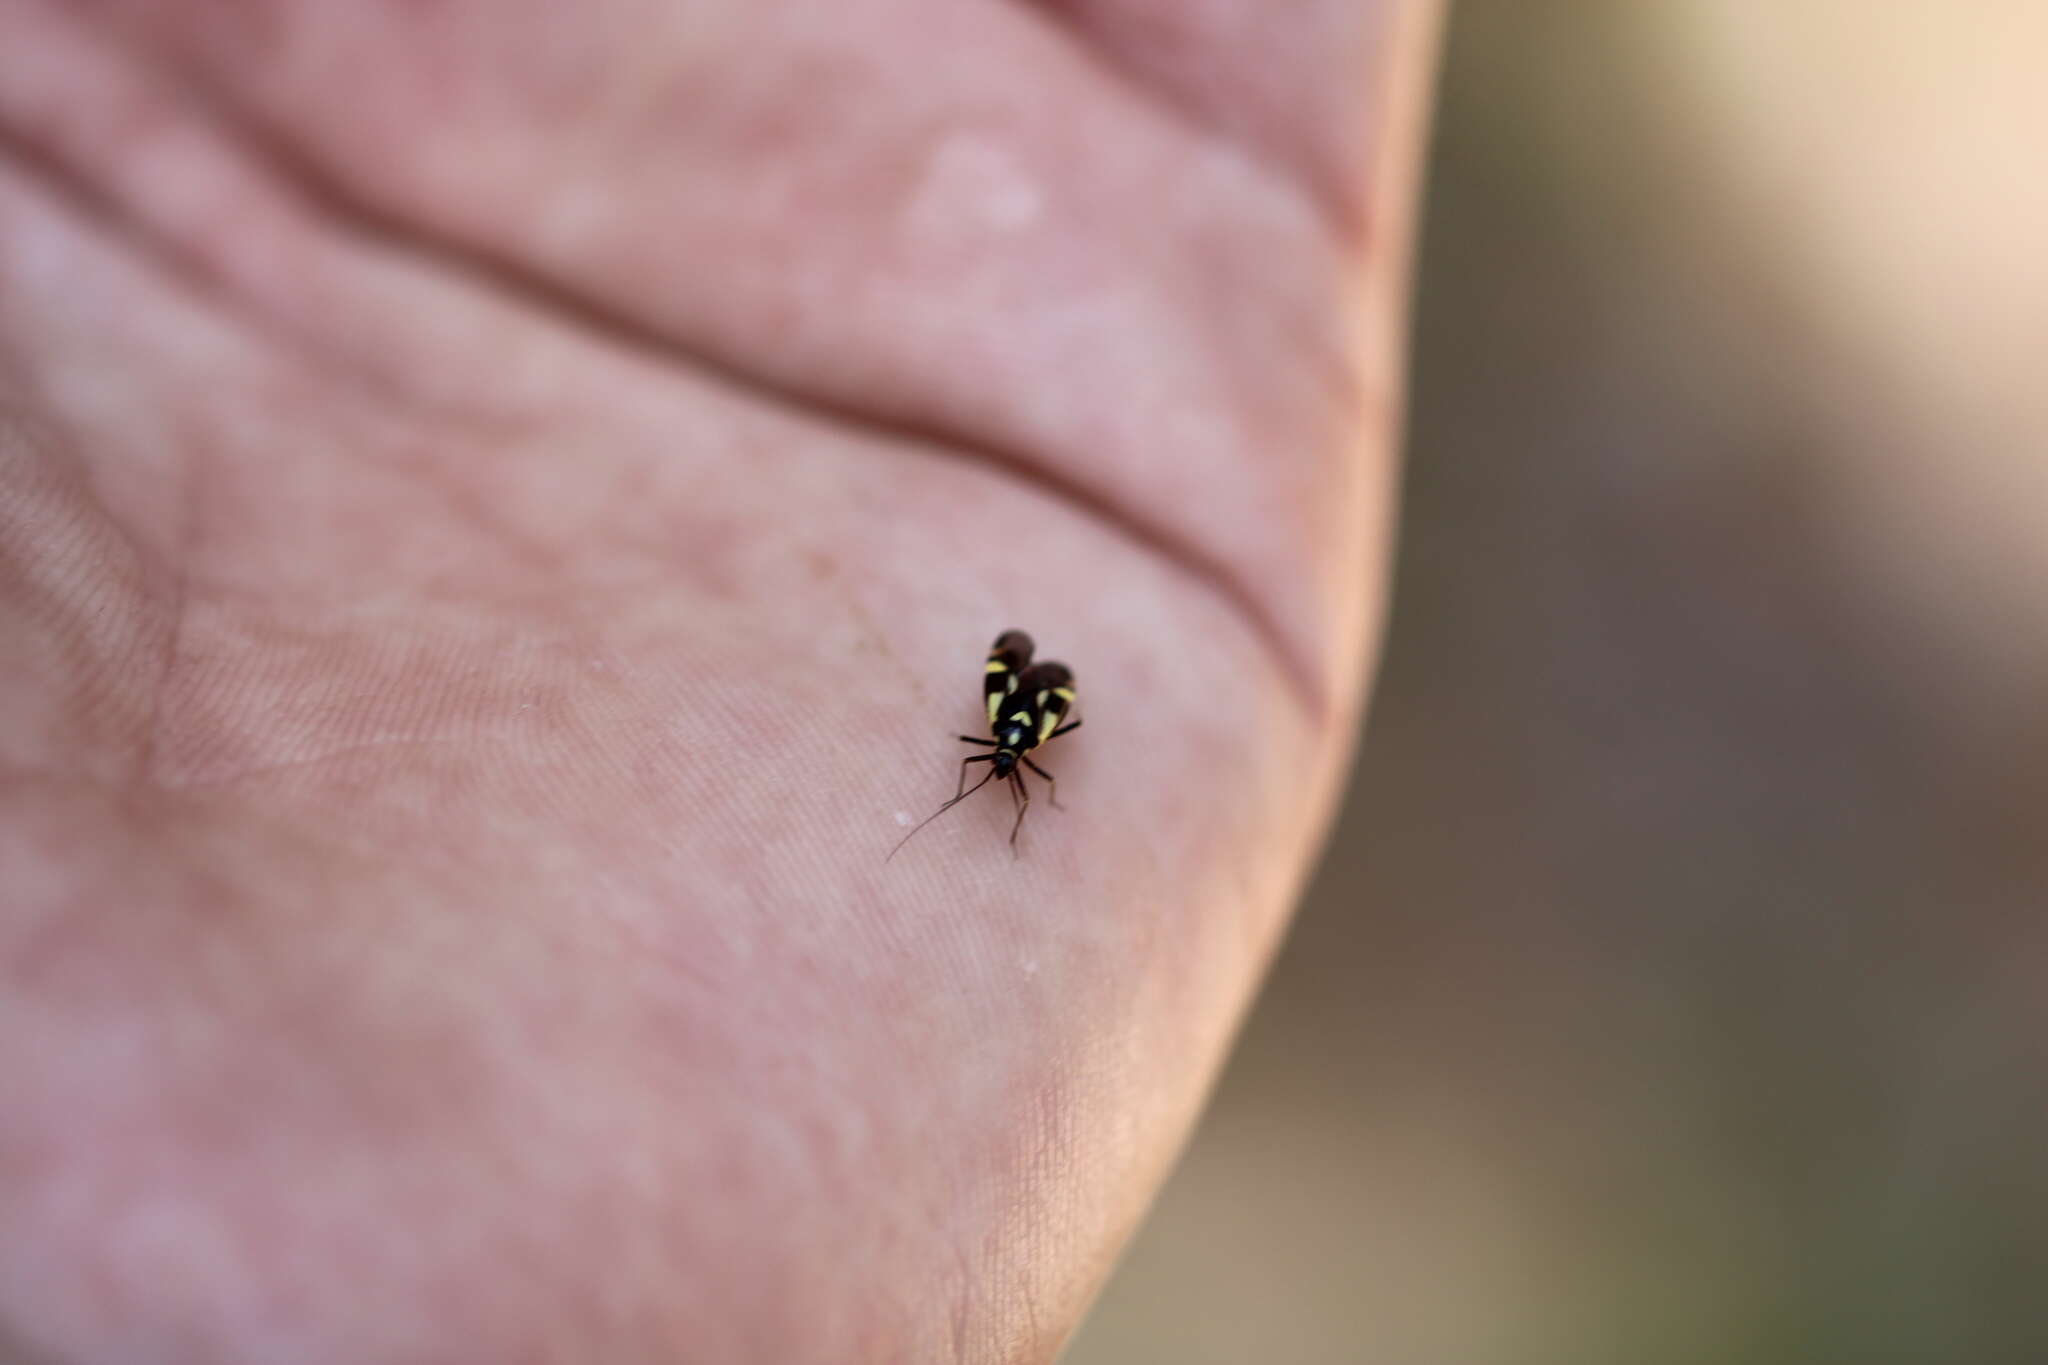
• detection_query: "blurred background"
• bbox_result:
[1067,2,2047,1362]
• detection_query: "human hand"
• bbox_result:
[0,2,1432,1358]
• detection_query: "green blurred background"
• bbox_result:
[1067,2,2048,1361]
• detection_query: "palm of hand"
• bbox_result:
[0,3,1410,1358]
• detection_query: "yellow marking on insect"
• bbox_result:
[987,695,1003,725]
[1008,710,1033,727]
[1053,687,1076,703]
[1037,711,1062,742]
[1034,690,1050,707]
[984,660,1008,673]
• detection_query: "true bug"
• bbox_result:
[888,629,1082,859]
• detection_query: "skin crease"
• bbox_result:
[0,2,1437,1361]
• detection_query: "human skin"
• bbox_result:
[0,2,1436,1360]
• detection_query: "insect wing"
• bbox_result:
[1015,661,1075,747]
[984,630,1034,728]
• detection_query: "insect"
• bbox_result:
[887,629,1082,859]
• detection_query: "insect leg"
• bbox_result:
[954,750,995,800]
[1045,719,1083,741]
[957,735,999,745]
[1008,766,1032,851]
[1021,755,1062,810]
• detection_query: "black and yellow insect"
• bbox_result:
[888,629,1081,859]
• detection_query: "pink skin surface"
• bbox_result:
[0,2,1436,1359]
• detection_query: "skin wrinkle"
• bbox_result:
[8,9,1345,718]
[1014,0,1371,243]
[0,405,165,776]
[137,428,195,786]
[1021,0,1382,239]
[0,14,356,409]
[18,158,753,794]
[0,2,630,439]
[58,0,1358,720]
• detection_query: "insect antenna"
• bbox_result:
[886,766,1002,862]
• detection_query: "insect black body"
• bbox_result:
[888,629,1082,859]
